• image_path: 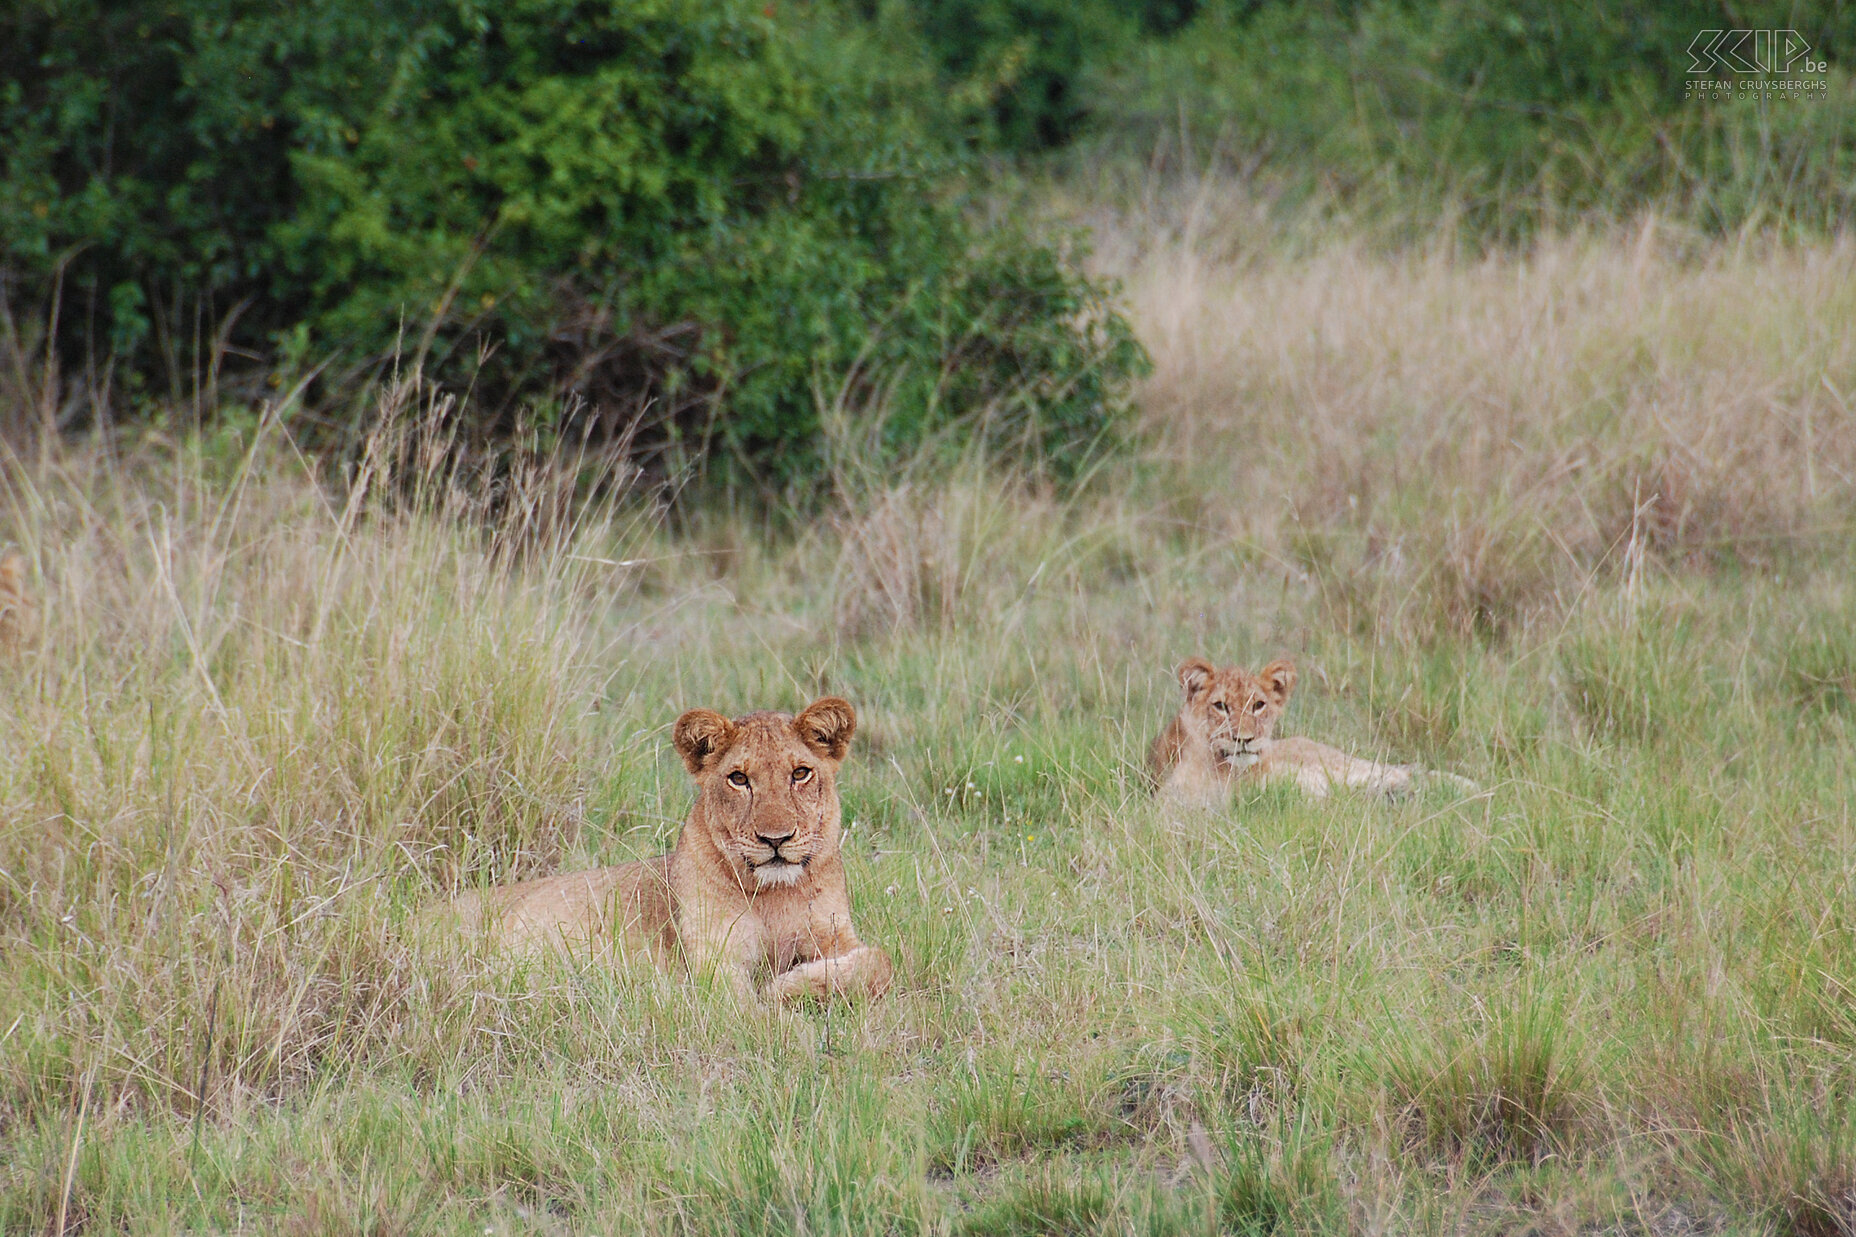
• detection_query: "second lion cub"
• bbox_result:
[1148,656,1474,806]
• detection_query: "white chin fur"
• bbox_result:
[1218,749,1260,770]
[754,862,805,888]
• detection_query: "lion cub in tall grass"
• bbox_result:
[431,697,892,1005]
[1149,657,1475,806]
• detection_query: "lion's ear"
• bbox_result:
[1177,658,1215,697]
[673,709,735,775]
[1259,658,1297,704]
[795,696,856,763]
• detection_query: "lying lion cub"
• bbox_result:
[1149,657,1474,806]
[433,697,893,1004]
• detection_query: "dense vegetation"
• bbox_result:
[0,0,1143,484]
[921,0,1856,234]
[6,0,1852,480]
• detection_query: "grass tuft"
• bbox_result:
[1379,993,1588,1168]
[1702,1092,1856,1237]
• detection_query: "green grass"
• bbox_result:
[2,223,1854,1233]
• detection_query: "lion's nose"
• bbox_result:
[757,830,794,849]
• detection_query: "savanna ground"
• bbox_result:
[3,191,1856,1234]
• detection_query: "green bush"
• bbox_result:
[0,0,1146,485]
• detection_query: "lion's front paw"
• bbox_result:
[766,946,894,1004]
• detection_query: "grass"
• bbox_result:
[1,199,1854,1233]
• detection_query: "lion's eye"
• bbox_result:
[1251,700,1267,714]
[1212,701,1229,714]
[727,770,749,788]
[792,766,812,784]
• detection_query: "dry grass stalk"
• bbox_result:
[1103,200,1855,638]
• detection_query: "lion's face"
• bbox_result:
[1174,657,1297,769]
[672,698,855,890]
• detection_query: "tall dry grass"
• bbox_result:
[1100,201,1856,638]
[0,381,663,1137]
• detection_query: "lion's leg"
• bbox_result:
[767,904,894,1003]
[1308,754,1412,799]
[679,913,765,1000]
[1162,758,1235,807]
[1259,738,1415,799]
[1292,764,1336,797]
[1253,737,1336,798]
[765,945,894,1003]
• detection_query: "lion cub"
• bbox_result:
[432,697,893,1005]
[1149,657,1472,806]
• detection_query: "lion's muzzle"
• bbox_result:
[748,828,812,887]
[752,857,808,888]
[1213,736,1263,768]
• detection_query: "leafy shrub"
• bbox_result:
[0,0,1146,485]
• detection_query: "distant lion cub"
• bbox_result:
[431,697,893,1005]
[1149,657,1474,806]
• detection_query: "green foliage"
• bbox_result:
[1093,0,1856,234]
[886,0,1856,232]
[904,0,1196,151]
[0,0,1145,485]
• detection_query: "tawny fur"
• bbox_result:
[0,552,34,651]
[428,697,892,1005]
[1148,656,1474,806]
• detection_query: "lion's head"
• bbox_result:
[1172,657,1297,769]
[672,697,855,890]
